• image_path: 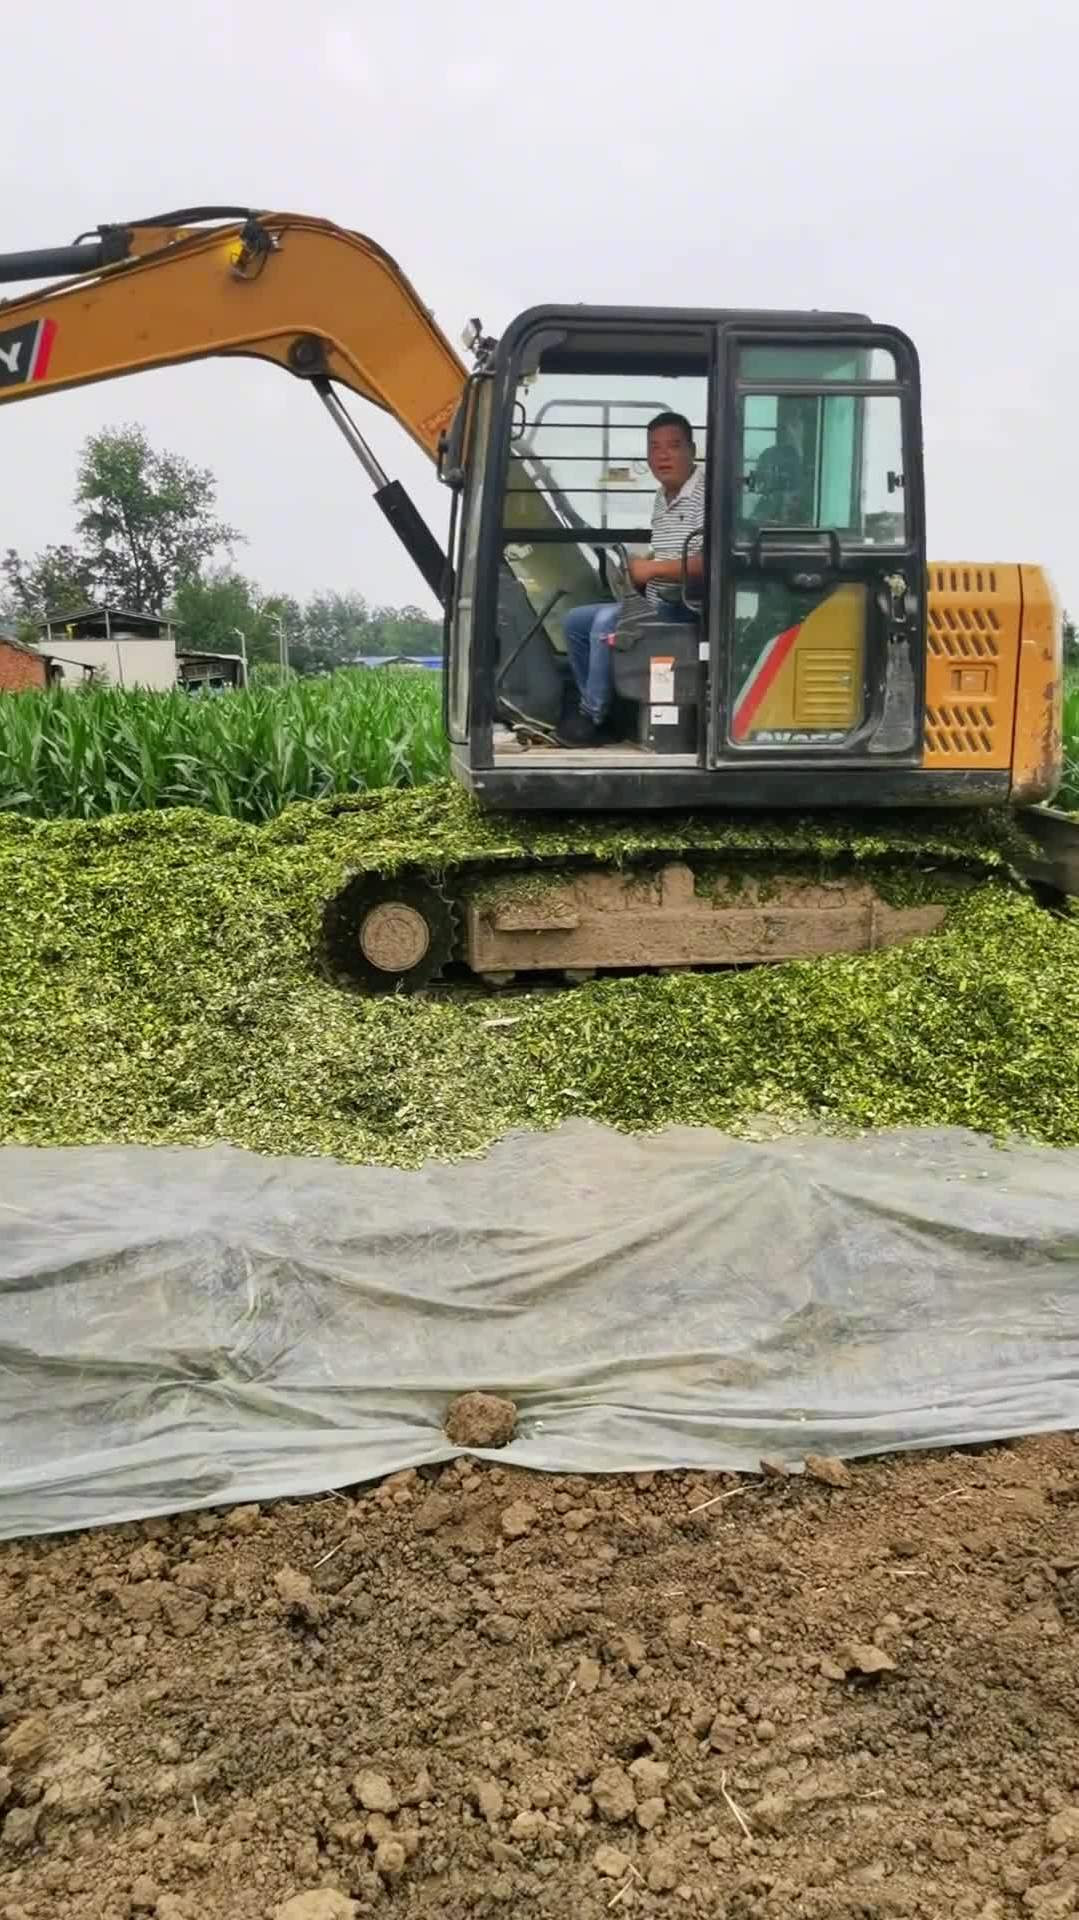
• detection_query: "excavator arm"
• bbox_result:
[0,208,469,599]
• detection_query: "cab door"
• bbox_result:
[707,328,926,767]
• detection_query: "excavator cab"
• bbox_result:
[444,306,939,811]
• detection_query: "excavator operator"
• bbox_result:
[559,411,706,745]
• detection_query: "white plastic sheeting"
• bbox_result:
[2,1122,1078,1540]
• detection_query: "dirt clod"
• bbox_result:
[274,1894,358,1920]
[401,1766,433,1806]
[1048,1809,1079,1851]
[224,1504,261,1534]
[475,1780,504,1823]
[444,1392,517,1448]
[273,1566,322,1625]
[161,1587,208,1636]
[842,1641,897,1676]
[374,1836,407,1881]
[128,1875,159,1912]
[590,1765,636,1823]
[753,1790,792,1832]
[352,1770,397,1814]
[804,1453,853,1488]
[575,1655,601,1693]
[646,1850,679,1893]
[0,1719,47,1773]
[500,1499,538,1540]
[413,1491,456,1534]
[594,1844,632,1878]
[1022,1887,1077,1916]
[562,1506,595,1533]
[636,1795,666,1831]
[629,1758,669,1794]
[0,1807,40,1852]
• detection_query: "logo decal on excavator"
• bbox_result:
[0,318,57,389]
[419,397,457,443]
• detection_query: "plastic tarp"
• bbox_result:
[2,1122,1079,1540]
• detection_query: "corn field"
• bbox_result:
[0,672,448,822]
[2,667,1077,822]
[1061,674,1079,811]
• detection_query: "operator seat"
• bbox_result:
[609,575,704,754]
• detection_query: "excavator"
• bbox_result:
[0,206,1073,991]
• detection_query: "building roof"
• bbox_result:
[350,653,442,670]
[0,630,54,661]
[39,604,174,639]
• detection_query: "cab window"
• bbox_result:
[448,380,491,740]
[498,337,710,651]
[507,370,708,534]
[735,344,906,547]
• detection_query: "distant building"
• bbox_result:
[38,604,178,690]
[0,632,59,692]
[349,653,443,672]
[176,650,247,694]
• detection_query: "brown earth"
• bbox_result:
[1,1436,1078,1920]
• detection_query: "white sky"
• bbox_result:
[3,0,1077,615]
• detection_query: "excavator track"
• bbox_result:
[1015,806,1079,900]
[317,802,1079,996]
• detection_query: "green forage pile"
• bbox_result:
[1,784,1075,1166]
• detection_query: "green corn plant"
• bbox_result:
[1060,675,1079,813]
[0,671,449,821]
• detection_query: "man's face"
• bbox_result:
[647,424,695,492]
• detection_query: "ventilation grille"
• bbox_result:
[927,604,1001,658]
[794,650,858,728]
[925,703,995,757]
[929,566,999,596]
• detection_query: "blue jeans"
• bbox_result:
[564,596,699,722]
[564,602,619,722]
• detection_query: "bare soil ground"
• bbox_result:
[2,1436,1078,1920]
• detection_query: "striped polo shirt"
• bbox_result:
[647,466,707,606]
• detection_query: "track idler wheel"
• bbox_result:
[323,876,455,994]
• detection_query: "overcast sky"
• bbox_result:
[3,0,1078,616]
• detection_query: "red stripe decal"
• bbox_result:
[731,620,802,741]
[30,318,57,381]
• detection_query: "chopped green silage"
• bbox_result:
[267,778,1038,880]
[1,783,1075,1166]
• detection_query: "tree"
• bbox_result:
[171,586,442,676]
[366,602,442,656]
[296,590,442,670]
[170,571,297,669]
[74,425,241,612]
[1,544,95,634]
[261,594,306,673]
[1065,611,1077,670]
[1,417,445,674]
[299,590,374,672]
